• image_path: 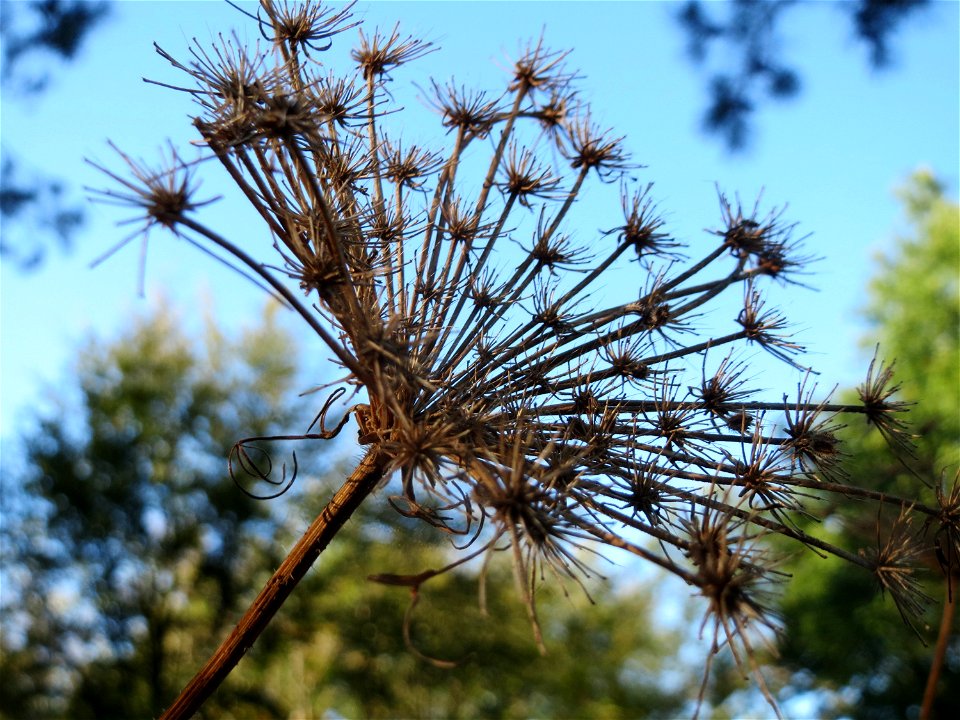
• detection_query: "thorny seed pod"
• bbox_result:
[91,3,946,717]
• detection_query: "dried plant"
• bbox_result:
[88,2,954,717]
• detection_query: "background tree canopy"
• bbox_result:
[0,0,111,268]
[677,0,931,149]
[0,303,691,719]
[0,304,303,717]
[774,170,960,719]
[1,0,955,715]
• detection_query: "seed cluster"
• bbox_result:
[91,2,957,715]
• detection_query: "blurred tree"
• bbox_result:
[256,496,691,720]
[1,0,110,92]
[0,302,303,718]
[0,0,110,268]
[0,304,691,719]
[774,170,959,718]
[677,0,931,150]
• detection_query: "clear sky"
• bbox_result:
[2,0,958,445]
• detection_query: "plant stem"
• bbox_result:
[159,447,389,720]
[920,580,956,720]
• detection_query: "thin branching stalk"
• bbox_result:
[87,2,954,716]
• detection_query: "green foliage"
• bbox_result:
[0,302,302,718]
[776,170,960,718]
[1,305,690,719]
[254,497,689,719]
[867,170,960,471]
[211,502,692,720]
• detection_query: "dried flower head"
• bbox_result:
[86,142,221,295]
[685,498,785,718]
[858,345,915,454]
[92,4,941,718]
[780,377,846,481]
[930,473,960,597]
[868,505,933,637]
[352,24,433,81]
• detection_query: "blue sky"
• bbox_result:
[2,0,958,445]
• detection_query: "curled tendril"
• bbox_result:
[229,387,353,499]
[368,542,493,668]
[399,585,468,669]
[387,494,456,530]
[306,385,350,434]
[230,442,299,500]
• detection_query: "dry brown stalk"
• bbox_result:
[920,581,956,720]
[87,1,959,717]
[159,447,388,720]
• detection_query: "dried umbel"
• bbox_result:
[89,2,953,717]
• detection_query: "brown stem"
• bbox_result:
[158,448,389,720]
[920,580,956,720]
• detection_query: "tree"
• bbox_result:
[0,0,111,268]
[85,3,953,717]
[677,0,931,150]
[774,170,959,718]
[0,302,302,718]
[1,0,110,92]
[0,305,691,719]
